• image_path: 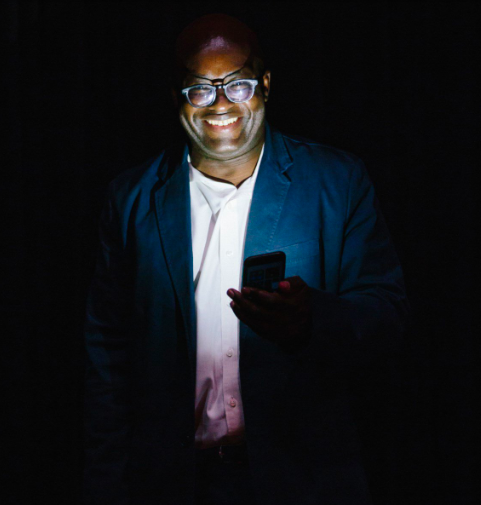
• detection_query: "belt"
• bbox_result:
[196,442,248,464]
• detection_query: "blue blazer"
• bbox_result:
[84,122,409,505]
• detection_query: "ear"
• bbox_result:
[262,70,271,102]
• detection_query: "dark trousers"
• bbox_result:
[195,445,257,505]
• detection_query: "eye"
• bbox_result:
[190,85,212,93]
[228,80,251,90]
[190,86,212,97]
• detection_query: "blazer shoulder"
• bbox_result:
[108,152,165,196]
[279,131,367,182]
[101,152,169,215]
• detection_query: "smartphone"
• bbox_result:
[242,251,286,292]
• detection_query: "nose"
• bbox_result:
[210,87,232,112]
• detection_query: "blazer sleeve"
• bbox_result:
[83,180,133,505]
[308,160,410,369]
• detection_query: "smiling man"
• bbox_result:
[174,16,269,186]
[84,13,409,505]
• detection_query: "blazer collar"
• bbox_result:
[262,121,293,174]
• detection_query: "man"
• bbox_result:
[84,13,409,505]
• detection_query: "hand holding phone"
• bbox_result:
[228,269,312,351]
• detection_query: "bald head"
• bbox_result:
[174,13,265,84]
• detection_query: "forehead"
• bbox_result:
[183,41,254,81]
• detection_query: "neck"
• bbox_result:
[189,138,264,187]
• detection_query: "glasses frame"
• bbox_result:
[181,78,259,108]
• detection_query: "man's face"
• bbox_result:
[177,42,270,161]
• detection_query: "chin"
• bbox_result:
[201,139,246,157]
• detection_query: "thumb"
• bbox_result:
[279,276,307,295]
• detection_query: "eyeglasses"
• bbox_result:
[181,78,259,108]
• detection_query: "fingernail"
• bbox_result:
[279,281,290,290]
[227,290,235,298]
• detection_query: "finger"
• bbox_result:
[229,287,283,314]
[230,300,251,323]
[230,291,268,321]
[279,276,307,295]
[230,300,266,332]
[230,300,245,321]
[231,300,284,341]
[227,288,241,300]
[242,287,283,308]
[239,286,269,300]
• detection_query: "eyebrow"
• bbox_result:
[189,65,246,81]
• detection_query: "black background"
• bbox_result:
[3,2,479,504]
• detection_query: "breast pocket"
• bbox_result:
[276,238,322,288]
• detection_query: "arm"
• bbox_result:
[308,161,410,367]
[83,181,133,505]
[228,160,409,366]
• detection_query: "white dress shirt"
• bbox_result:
[189,145,264,449]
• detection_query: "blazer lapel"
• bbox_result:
[153,145,196,376]
[241,124,293,341]
[243,123,293,258]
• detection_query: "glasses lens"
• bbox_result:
[225,80,255,102]
[188,86,215,107]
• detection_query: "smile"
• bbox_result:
[204,117,239,126]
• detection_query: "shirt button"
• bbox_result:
[226,250,233,256]
[229,398,237,408]
[226,349,233,357]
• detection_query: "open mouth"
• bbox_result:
[204,117,240,128]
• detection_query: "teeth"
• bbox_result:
[205,117,239,126]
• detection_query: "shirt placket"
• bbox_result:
[219,196,244,435]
